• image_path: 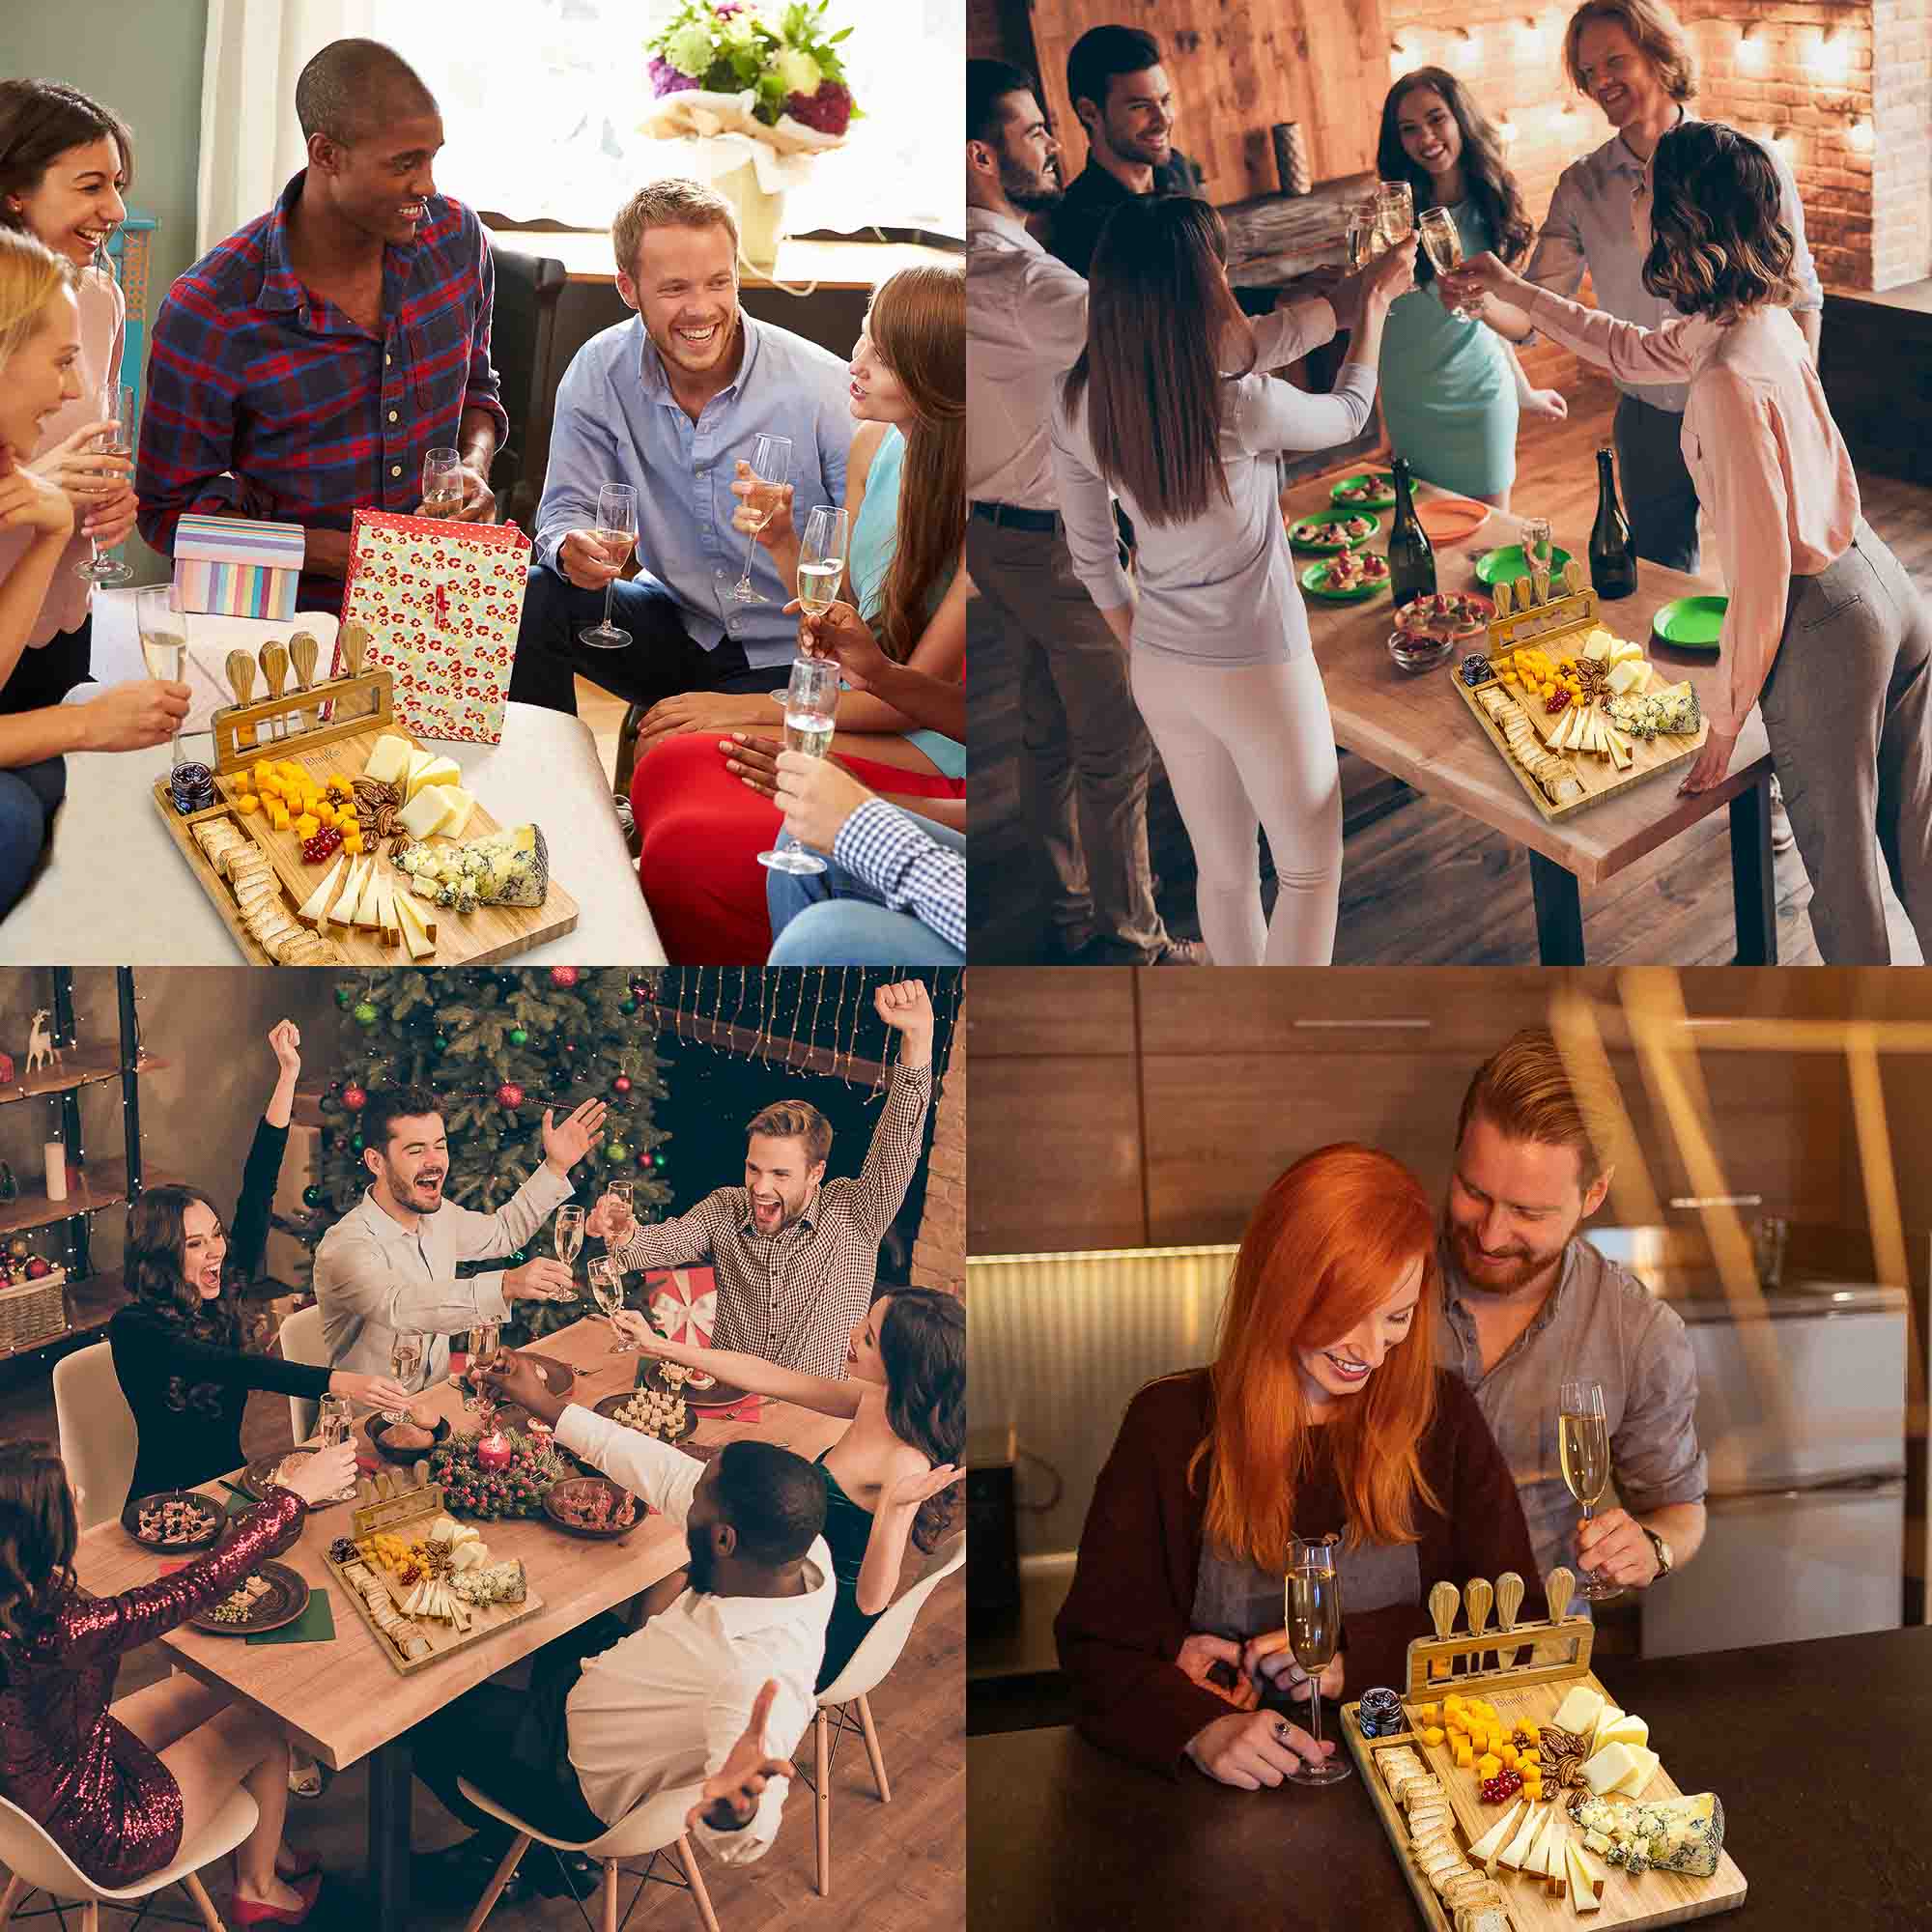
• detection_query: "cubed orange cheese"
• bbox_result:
[1415,1703,1440,1723]
[1519,1748,1541,1766]
[1443,1694,1465,1712]
[237,793,260,814]
[1498,1745,1520,1768]
[293,814,318,838]
[1420,1726,1445,1747]
[1521,1778,1543,1802]
[1452,1743,1474,1768]
[342,831,363,855]
[1475,1754,1500,1780]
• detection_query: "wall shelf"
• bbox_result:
[0,1049,165,1107]
[0,1160,181,1240]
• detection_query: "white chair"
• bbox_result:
[805,1535,965,1897]
[50,1342,137,1530]
[451,1780,719,1932]
[278,1303,329,1446]
[0,1785,257,1931]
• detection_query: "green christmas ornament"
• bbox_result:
[618,997,638,1015]
[652,1151,668,1169]
[302,1185,325,1208]
[433,1034,449,1054]
[508,1027,528,1047]
[351,1134,364,1153]
[606,1141,630,1164]
[353,1001,380,1027]
[335,986,354,1009]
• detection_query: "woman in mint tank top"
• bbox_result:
[1375,71,1568,508]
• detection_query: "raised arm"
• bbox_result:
[611,1318,864,1417]
[1451,253,1699,387]
[855,1461,963,1615]
[846,986,935,1237]
[691,1672,802,1863]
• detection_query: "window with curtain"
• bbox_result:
[370,0,962,240]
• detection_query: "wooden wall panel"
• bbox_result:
[967,967,1136,1059]
[1028,0,1385,204]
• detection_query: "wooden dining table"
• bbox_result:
[1282,469,1779,964]
[71,1316,842,1930]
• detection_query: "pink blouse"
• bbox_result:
[1520,285,1860,737]
[0,265,126,658]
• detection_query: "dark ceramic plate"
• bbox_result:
[542,1476,644,1541]
[188,1560,310,1636]
[635,1361,751,1409]
[123,1490,223,1553]
[594,1389,699,1444]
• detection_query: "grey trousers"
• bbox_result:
[1756,520,1932,964]
[968,515,1167,957]
[1614,391,1702,574]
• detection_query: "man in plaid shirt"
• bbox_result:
[584,980,936,1378]
[136,41,506,611]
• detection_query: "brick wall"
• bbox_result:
[1872,0,1932,288]
[912,1004,966,1297]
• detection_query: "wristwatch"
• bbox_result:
[1640,1525,1673,1578]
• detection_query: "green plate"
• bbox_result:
[1289,508,1381,553]
[1651,594,1727,653]
[1474,543,1575,588]
[1300,559,1389,604]
[1328,471,1397,510]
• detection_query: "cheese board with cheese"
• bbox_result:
[1449,570,1709,823]
[155,719,578,965]
[1341,1568,1746,1931]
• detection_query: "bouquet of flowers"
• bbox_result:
[430,1429,573,1521]
[645,1,860,147]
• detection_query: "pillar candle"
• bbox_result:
[43,1143,66,1203]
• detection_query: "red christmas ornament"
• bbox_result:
[549,966,581,988]
[341,1086,368,1112]
[636,1150,653,1169]
[497,1082,525,1109]
[612,1074,632,1094]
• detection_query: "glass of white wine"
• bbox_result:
[1375,180,1414,251]
[466,1320,501,1422]
[757,652,839,876]
[588,1257,635,1353]
[796,505,848,627]
[1560,1378,1623,1602]
[553,1204,585,1293]
[420,446,464,519]
[389,1331,427,1388]
[316,1393,358,1499]
[73,381,134,586]
[1285,1532,1352,1785]
[579,481,639,649]
[1418,206,1481,319]
[1344,200,1380,270]
[134,585,188,772]
[731,433,793,605]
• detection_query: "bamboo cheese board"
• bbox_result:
[1341,1570,1746,1932]
[153,717,578,965]
[321,1464,542,1676]
[1449,579,1708,823]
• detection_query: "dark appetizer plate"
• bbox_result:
[594,1389,699,1444]
[123,1490,224,1553]
[519,1352,577,1396]
[188,1560,310,1636]
[542,1476,644,1541]
[635,1361,752,1409]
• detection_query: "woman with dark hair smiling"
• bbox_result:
[107,1020,412,1506]
[1373,68,1567,509]
[1446,121,1932,966]
[1055,1144,1535,1786]
[1050,195,1415,966]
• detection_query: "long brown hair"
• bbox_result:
[1378,70,1534,282]
[1562,0,1698,103]
[1064,195,1253,526]
[0,80,134,232]
[1642,121,1796,324]
[865,265,964,664]
[0,1441,77,1649]
[874,1287,965,1553]
[125,1184,243,1349]
[1188,1144,1442,1573]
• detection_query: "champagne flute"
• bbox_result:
[73,382,134,585]
[316,1393,358,1500]
[589,1257,635,1353]
[1375,180,1414,250]
[1285,1532,1352,1785]
[1343,199,1380,270]
[134,585,188,773]
[795,505,848,623]
[731,433,793,605]
[1418,206,1480,319]
[757,652,839,875]
[467,1320,501,1423]
[420,445,464,519]
[1559,1378,1623,1602]
[553,1204,585,1293]
[579,482,639,649]
[389,1330,427,1391]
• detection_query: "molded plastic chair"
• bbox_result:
[51,1341,136,1529]
[451,1779,719,1932]
[0,1784,257,1931]
[805,1535,965,1896]
[278,1302,329,1446]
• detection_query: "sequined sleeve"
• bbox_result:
[51,1489,303,1666]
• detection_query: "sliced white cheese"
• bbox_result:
[1589,1703,1626,1756]
[1597,1713,1649,1751]
[1552,1684,1605,1736]
[376,872,401,942]
[1607,731,1634,773]
[297,854,346,927]
[1528,1803,1562,1879]
[1565,1840,1604,1912]
[1498,1803,1543,1870]
[433,783,475,838]
[1466,1798,1524,1867]
[405,752,463,802]
[363,733,414,786]
[1611,1744,1661,1797]
[325,857,366,931]
[394,888,437,960]
[1607,635,1646,665]
[1581,1741,1640,1796]
[1605,656,1649,696]
[397,784,456,840]
[353,862,384,927]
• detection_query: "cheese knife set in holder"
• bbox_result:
[1339,1568,1747,1932]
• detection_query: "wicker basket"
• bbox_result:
[0,1268,71,1352]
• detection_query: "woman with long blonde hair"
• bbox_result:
[633,262,967,960]
[1057,1143,1535,1786]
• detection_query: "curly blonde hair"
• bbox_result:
[1563,0,1698,104]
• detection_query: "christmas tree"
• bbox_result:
[310,968,670,1340]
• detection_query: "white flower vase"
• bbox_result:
[711,158,787,271]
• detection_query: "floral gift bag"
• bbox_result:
[335,509,532,745]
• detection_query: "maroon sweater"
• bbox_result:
[1055,1367,1537,1777]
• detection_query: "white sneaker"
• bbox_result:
[1769,777,1796,854]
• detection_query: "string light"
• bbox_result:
[1457,24,1484,62]
[1390,37,1412,80]
[1815,22,1851,84]
[1847,114,1874,155]
[1497,115,1520,146]
[1737,21,1768,72]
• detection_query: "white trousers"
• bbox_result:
[1130,649,1342,966]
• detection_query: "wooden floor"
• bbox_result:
[0,1377,963,1932]
[970,372,1932,965]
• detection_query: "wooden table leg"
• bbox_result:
[369,1736,413,1931]
[1729,773,1777,965]
[1528,852,1587,965]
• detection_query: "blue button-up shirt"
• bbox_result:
[834,798,966,953]
[533,313,854,671]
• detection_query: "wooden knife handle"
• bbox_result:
[258,639,289,697]
[339,621,371,677]
[1493,1570,1524,1633]
[288,631,320,692]
[1545,1566,1576,1625]
[1463,1577,1493,1640]
[1427,1578,1460,1642]
[223,649,256,706]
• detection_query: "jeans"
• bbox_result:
[765,823,967,966]
[0,756,68,918]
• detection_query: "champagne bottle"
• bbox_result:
[1385,455,1435,610]
[1588,443,1638,600]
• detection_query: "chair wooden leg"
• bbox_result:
[0,1873,28,1928]
[673,1836,721,1932]
[460,1833,532,1932]
[602,1858,619,1932]
[81,1905,99,1932]
[814,1705,832,1897]
[612,703,646,801]
[856,1692,893,1804]
[181,1871,228,1932]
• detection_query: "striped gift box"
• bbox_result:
[171,514,306,620]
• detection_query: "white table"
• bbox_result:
[1,594,665,963]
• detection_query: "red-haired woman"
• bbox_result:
[1056,1143,1536,1786]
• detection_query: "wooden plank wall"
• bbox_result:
[1024,0,1386,203]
